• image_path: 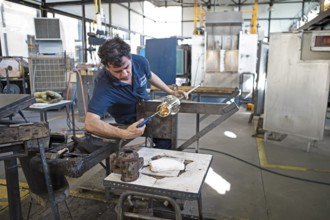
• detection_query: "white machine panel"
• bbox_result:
[264,32,330,140]
[238,33,258,74]
[191,36,205,86]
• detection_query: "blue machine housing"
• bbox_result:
[145,37,178,86]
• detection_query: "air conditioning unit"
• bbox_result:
[34,18,63,54]
[34,18,61,40]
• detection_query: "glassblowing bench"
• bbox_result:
[104,147,213,220]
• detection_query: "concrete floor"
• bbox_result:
[1,106,330,220]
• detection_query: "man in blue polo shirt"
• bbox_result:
[85,37,187,149]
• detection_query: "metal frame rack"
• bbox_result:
[28,54,73,94]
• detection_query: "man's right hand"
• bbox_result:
[123,118,146,139]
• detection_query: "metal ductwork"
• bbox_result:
[205,11,243,35]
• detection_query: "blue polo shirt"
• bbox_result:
[88,54,151,124]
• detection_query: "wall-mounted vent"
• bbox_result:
[34,18,61,40]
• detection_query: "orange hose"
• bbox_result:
[66,69,87,124]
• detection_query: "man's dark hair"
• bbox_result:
[98,37,132,67]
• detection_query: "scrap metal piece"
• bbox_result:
[0,94,35,119]
[110,149,144,182]
[0,122,50,159]
[0,122,49,144]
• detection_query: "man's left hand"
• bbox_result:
[171,90,188,99]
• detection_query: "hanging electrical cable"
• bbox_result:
[187,147,330,186]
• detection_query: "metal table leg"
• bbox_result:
[38,141,60,220]
[39,112,44,121]
[4,158,23,220]
[43,112,48,122]
[197,196,203,220]
[105,157,110,176]
[177,102,239,151]
[196,94,201,153]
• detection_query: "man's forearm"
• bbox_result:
[149,72,188,99]
[149,72,174,95]
[85,117,125,139]
[85,112,145,139]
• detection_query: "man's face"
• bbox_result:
[106,56,132,81]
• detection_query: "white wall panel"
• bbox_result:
[1,2,36,57]
[144,17,156,37]
[144,1,157,20]
[144,6,182,38]
[131,2,144,14]
[55,3,115,25]
[130,33,141,53]
[54,4,98,21]
[258,20,269,38]
[270,19,294,33]
[6,32,29,57]
[183,7,194,20]
[152,22,181,38]
[83,4,97,21]
[241,5,255,19]
[102,4,110,24]
[111,4,129,29]
[54,5,83,17]
[145,23,181,38]
[241,4,270,19]
[182,22,194,37]
[258,4,271,19]
[213,6,235,12]
[239,0,254,4]
[130,11,144,33]
[54,14,79,56]
[157,7,182,22]
[243,21,251,32]
[271,3,302,18]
